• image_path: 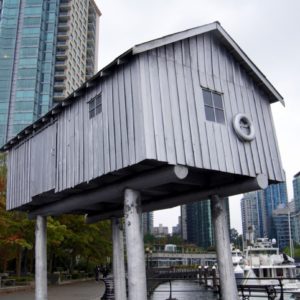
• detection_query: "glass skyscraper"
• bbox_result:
[291,172,300,244]
[182,198,230,249]
[293,172,300,212]
[0,0,100,145]
[142,212,154,235]
[264,182,288,238]
[241,191,266,241]
[241,182,288,242]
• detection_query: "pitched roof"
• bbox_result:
[1,21,284,151]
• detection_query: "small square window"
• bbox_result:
[89,92,102,118]
[202,89,225,124]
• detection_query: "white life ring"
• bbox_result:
[232,113,255,142]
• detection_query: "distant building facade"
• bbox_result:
[0,0,100,144]
[142,212,153,235]
[293,172,300,212]
[172,216,181,236]
[272,204,291,250]
[291,173,300,244]
[152,224,169,237]
[182,198,230,249]
[181,205,188,240]
[241,182,288,243]
[264,182,288,238]
[241,191,266,240]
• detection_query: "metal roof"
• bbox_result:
[1,21,284,151]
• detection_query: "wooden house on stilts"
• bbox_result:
[2,22,284,300]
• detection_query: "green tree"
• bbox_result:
[0,154,34,276]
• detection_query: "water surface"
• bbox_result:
[150,280,217,300]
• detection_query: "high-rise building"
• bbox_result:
[172,216,181,236]
[142,212,153,235]
[291,172,300,244]
[0,0,100,144]
[293,172,300,212]
[182,198,230,249]
[181,205,188,240]
[241,182,288,242]
[152,224,169,237]
[272,204,292,250]
[264,182,288,238]
[241,191,266,240]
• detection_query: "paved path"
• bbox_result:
[0,280,105,300]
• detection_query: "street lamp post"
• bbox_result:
[145,247,152,269]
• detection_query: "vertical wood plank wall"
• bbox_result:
[138,32,284,183]
[55,59,145,193]
[6,32,284,210]
[7,124,56,209]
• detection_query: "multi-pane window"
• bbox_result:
[202,89,225,124]
[89,93,102,119]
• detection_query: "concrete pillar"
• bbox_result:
[211,195,239,300]
[35,215,47,300]
[112,217,126,300]
[124,189,147,300]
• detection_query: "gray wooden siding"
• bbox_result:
[138,32,284,182]
[55,60,145,192]
[7,123,56,210]
[6,31,284,210]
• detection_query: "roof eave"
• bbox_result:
[215,24,285,107]
[133,21,284,107]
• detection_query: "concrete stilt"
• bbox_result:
[35,215,47,300]
[124,189,147,300]
[112,217,126,300]
[211,195,239,300]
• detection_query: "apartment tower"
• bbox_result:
[0,0,100,144]
[181,198,230,249]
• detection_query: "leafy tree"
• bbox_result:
[0,154,34,276]
[0,153,113,275]
[230,228,243,249]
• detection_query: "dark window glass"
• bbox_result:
[205,106,215,122]
[215,108,225,124]
[213,93,223,109]
[89,93,102,119]
[202,89,225,124]
[203,89,212,106]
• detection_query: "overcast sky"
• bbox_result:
[95,0,300,233]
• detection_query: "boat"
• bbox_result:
[236,237,300,298]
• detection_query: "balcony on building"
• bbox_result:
[86,63,94,73]
[54,71,67,79]
[88,9,96,21]
[87,38,94,47]
[57,30,69,41]
[53,91,66,101]
[58,21,70,31]
[56,50,67,59]
[59,12,71,21]
[56,41,68,50]
[88,22,96,34]
[87,30,95,39]
[54,80,65,91]
[59,0,71,12]
[86,46,94,56]
[86,55,94,66]
[55,60,67,70]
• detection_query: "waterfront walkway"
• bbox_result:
[0,280,105,300]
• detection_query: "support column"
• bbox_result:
[112,217,126,300]
[35,215,47,300]
[211,195,239,300]
[124,189,147,300]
